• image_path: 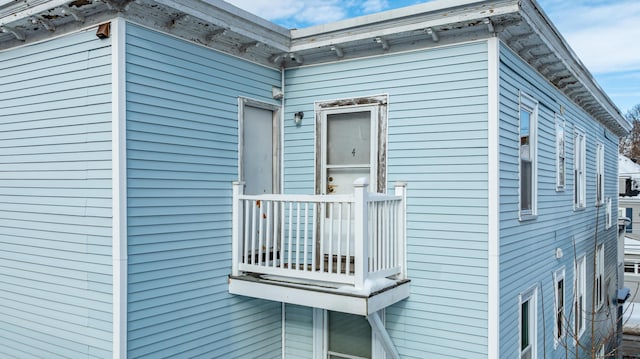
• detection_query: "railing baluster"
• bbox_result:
[346,202,351,275]
[312,202,317,273]
[271,201,278,268]
[259,201,266,266]
[320,202,325,273]
[295,202,301,270]
[303,202,309,271]
[337,203,343,274]
[288,201,293,269]
[328,203,334,274]
[244,200,250,264]
[279,201,285,269]
[266,201,272,266]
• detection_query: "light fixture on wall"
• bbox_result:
[293,111,304,126]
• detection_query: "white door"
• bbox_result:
[321,108,378,196]
[241,104,279,195]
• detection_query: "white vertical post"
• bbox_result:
[353,177,369,290]
[394,182,407,280]
[232,181,244,276]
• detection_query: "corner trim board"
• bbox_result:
[111,17,128,359]
[487,36,500,359]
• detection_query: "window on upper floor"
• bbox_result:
[556,117,566,191]
[605,198,612,229]
[596,244,604,309]
[575,255,586,339]
[554,268,565,348]
[520,285,538,359]
[574,130,586,209]
[596,142,604,206]
[520,92,538,219]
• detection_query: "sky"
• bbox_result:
[226,0,640,114]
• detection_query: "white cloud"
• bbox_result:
[362,0,389,13]
[540,0,640,74]
[224,0,304,21]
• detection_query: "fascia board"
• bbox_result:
[290,0,519,52]
[152,0,290,52]
[519,0,630,135]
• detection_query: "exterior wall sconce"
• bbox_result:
[293,111,304,126]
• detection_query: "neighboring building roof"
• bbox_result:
[0,0,631,136]
[620,154,640,180]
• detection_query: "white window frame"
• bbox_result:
[519,92,538,219]
[605,197,612,229]
[596,142,605,206]
[556,116,566,191]
[596,244,605,309]
[574,255,586,340]
[553,268,566,348]
[519,285,538,359]
[574,129,586,210]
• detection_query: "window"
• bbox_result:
[520,93,538,218]
[596,142,604,206]
[574,130,586,209]
[575,256,586,339]
[605,198,612,229]
[625,262,639,274]
[596,244,605,309]
[554,268,566,347]
[626,208,633,233]
[520,286,537,359]
[556,117,566,190]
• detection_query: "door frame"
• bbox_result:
[314,94,388,195]
[237,97,282,193]
[312,308,386,359]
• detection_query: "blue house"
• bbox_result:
[0,0,631,358]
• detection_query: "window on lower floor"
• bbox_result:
[520,286,537,359]
[575,256,586,339]
[554,268,565,347]
[596,244,605,309]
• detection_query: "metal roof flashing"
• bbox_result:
[0,0,629,135]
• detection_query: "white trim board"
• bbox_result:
[111,17,128,359]
[487,36,500,359]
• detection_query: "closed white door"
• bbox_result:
[242,105,277,195]
[321,108,377,196]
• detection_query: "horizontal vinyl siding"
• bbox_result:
[284,41,490,358]
[498,43,620,358]
[284,304,314,359]
[125,24,282,358]
[0,30,113,358]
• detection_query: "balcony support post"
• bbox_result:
[394,182,408,280]
[368,311,400,359]
[232,181,244,276]
[353,177,369,290]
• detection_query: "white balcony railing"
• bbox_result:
[231,178,407,291]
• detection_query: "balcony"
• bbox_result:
[228,178,410,315]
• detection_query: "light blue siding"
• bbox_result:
[284,304,314,358]
[0,30,113,358]
[284,42,490,358]
[498,43,620,358]
[125,24,282,358]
